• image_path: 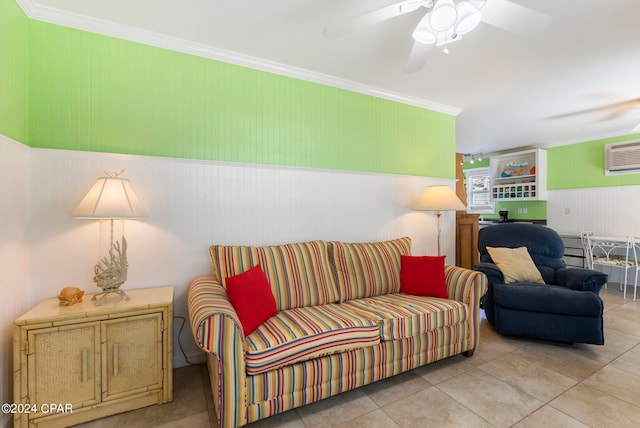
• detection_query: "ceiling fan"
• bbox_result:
[551,97,640,132]
[324,0,551,72]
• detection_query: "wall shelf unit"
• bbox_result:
[490,148,547,201]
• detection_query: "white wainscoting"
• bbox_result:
[16,144,457,367]
[547,186,640,237]
[548,185,640,285]
[0,136,30,428]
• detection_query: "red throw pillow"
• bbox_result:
[225,265,278,336]
[400,255,448,298]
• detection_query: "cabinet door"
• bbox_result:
[456,213,479,270]
[27,322,102,415]
[102,313,164,400]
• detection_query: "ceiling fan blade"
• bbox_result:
[550,106,608,120]
[551,98,640,122]
[404,41,433,73]
[324,0,425,39]
[602,101,640,121]
[551,98,640,120]
[480,0,551,35]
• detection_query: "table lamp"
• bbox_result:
[72,171,148,305]
[413,185,466,256]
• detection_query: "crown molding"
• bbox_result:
[17,0,461,116]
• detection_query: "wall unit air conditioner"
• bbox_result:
[605,140,640,175]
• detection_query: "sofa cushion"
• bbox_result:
[211,240,339,311]
[226,265,278,336]
[329,237,412,301]
[245,304,380,375]
[400,255,448,298]
[340,293,468,341]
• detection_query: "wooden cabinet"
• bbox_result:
[490,149,547,201]
[455,153,479,270]
[456,212,479,269]
[13,287,173,427]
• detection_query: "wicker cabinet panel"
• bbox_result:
[102,313,163,400]
[14,287,173,427]
[28,323,101,414]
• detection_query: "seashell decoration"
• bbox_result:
[58,286,85,305]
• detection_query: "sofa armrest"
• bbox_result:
[187,276,247,428]
[555,268,608,294]
[444,265,488,356]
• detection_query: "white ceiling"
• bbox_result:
[21,0,640,155]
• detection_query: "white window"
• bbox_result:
[464,167,494,214]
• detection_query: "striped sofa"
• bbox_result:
[188,237,487,427]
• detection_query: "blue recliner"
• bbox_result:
[475,223,608,345]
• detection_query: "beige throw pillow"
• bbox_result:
[486,246,545,284]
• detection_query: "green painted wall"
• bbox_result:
[3,8,456,178]
[490,200,546,221]
[547,133,640,189]
[0,0,28,142]
[461,158,489,169]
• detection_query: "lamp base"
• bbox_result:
[92,289,131,306]
[93,236,129,306]
[436,211,442,256]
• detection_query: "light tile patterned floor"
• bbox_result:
[76,286,640,427]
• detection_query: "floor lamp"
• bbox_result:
[414,185,466,256]
[72,171,148,305]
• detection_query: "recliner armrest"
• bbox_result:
[555,268,608,294]
[474,262,505,284]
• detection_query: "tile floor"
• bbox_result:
[76,285,640,428]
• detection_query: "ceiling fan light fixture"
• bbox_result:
[435,27,462,46]
[429,0,458,32]
[455,1,482,35]
[412,0,480,48]
[413,13,438,44]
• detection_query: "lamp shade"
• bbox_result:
[413,185,466,211]
[413,12,438,44]
[429,0,458,32]
[72,176,148,219]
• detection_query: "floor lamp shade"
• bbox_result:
[72,176,148,219]
[413,185,466,256]
[413,185,466,212]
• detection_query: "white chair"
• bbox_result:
[580,231,594,270]
[629,237,640,301]
[584,234,634,295]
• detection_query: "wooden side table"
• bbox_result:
[13,286,173,427]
